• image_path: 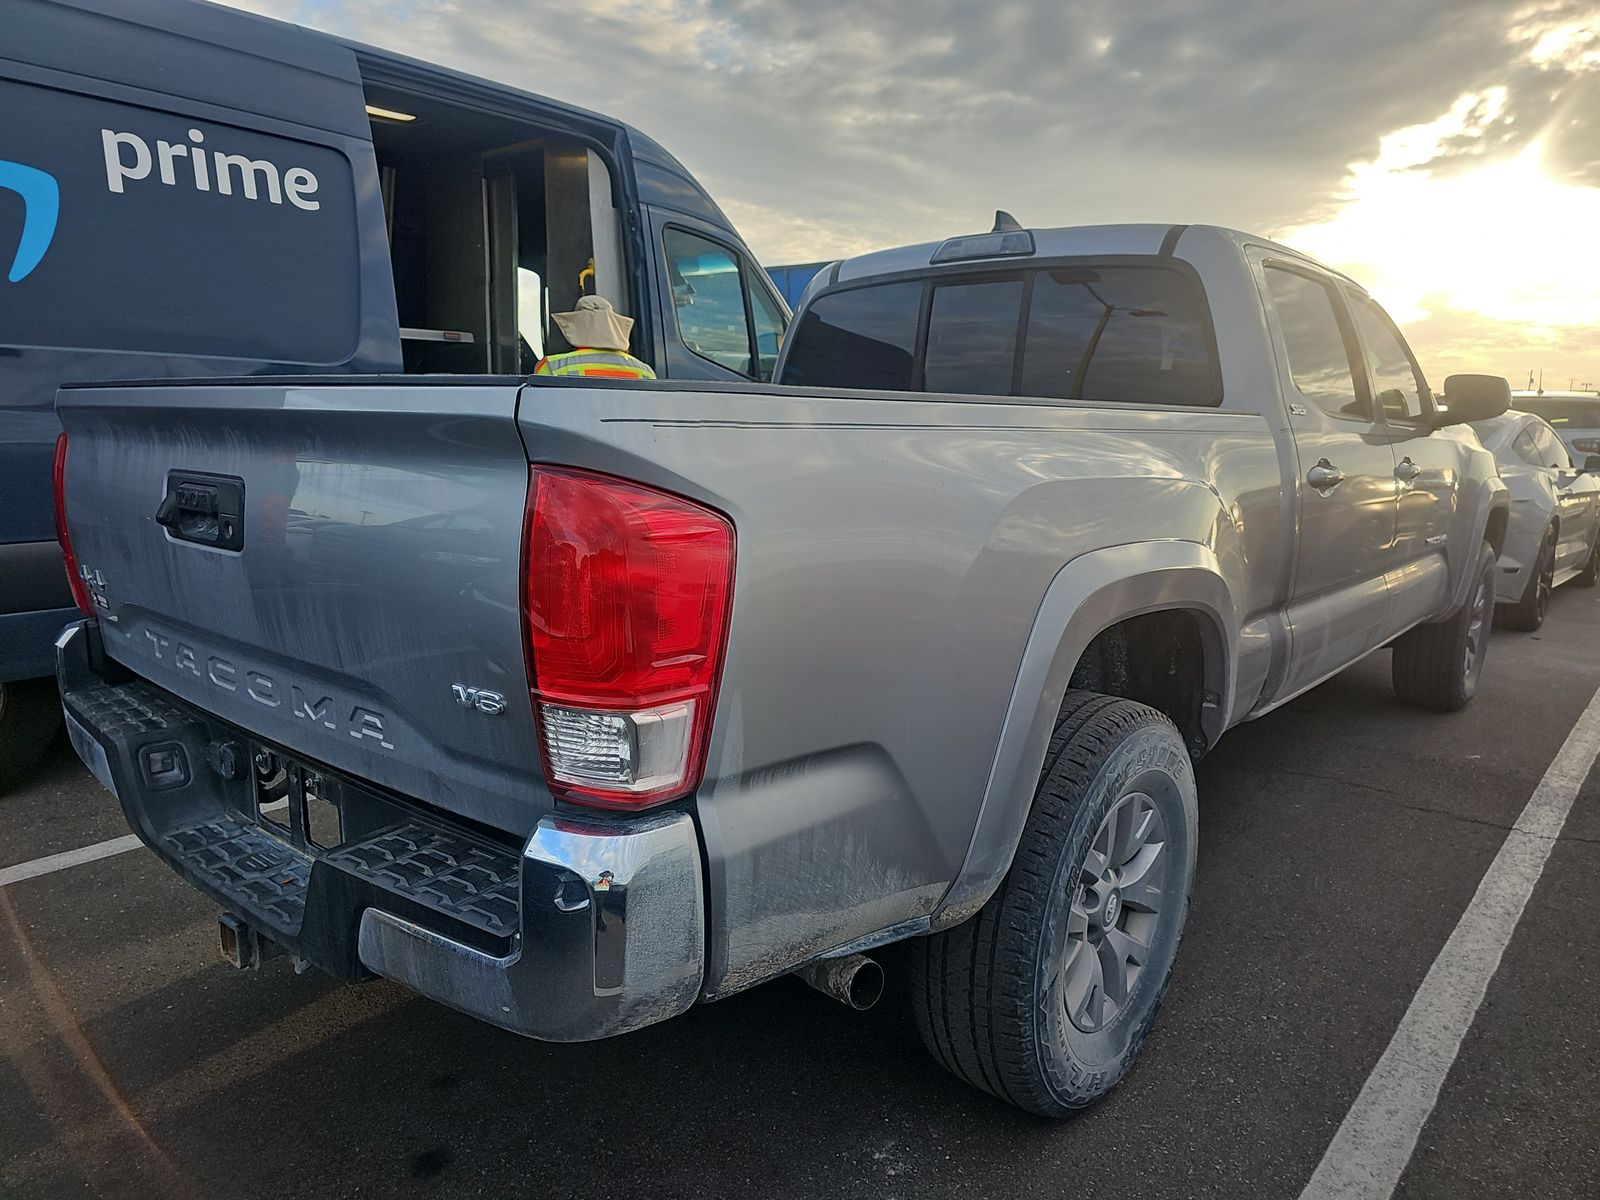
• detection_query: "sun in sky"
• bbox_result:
[1280,11,1600,388]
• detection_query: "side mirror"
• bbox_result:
[1436,373,1512,426]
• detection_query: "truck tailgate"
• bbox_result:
[55,380,544,834]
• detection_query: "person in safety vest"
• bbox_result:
[534,295,656,379]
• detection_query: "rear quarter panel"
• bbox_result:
[518,380,1281,994]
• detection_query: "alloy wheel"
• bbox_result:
[1463,570,1492,688]
[1535,533,1555,623]
[1061,792,1170,1033]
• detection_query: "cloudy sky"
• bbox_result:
[237,0,1600,388]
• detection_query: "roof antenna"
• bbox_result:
[992,210,1023,233]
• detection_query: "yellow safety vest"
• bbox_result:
[534,348,657,380]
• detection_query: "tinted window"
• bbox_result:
[779,282,921,390]
[0,77,358,363]
[1532,424,1570,469]
[665,228,753,374]
[1021,267,1215,404]
[924,278,1024,395]
[1352,298,1425,422]
[1512,427,1544,468]
[1265,269,1363,420]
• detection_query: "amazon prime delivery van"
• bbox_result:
[0,0,789,786]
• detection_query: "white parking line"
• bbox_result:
[1299,682,1600,1200]
[0,834,144,888]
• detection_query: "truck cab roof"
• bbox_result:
[817,222,1363,298]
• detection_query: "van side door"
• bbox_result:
[649,213,788,381]
[1257,260,1398,698]
[1346,294,1454,631]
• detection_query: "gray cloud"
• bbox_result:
[233,0,1591,252]
[231,0,1600,381]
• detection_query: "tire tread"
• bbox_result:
[911,690,1188,1115]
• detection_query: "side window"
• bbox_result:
[1351,298,1426,423]
[1533,424,1571,469]
[778,282,922,390]
[749,282,787,383]
[1264,268,1365,420]
[664,228,754,375]
[663,227,789,380]
[923,278,1025,395]
[1513,427,1545,467]
[1020,267,1216,404]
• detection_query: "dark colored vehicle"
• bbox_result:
[0,0,788,787]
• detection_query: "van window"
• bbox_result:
[1264,268,1364,420]
[1020,267,1214,404]
[924,278,1024,395]
[778,282,922,391]
[0,77,359,364]
[663,227,786,379]
[750,281,787,382]
[1351,297,1425,422]
[666,229,750,373]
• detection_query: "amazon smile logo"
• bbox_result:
[0,159,59,283]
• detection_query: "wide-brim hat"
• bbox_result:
[551,295,634,352]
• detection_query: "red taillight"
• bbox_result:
[52,432,93,616]
[524,468,734,809]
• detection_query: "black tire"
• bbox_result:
[1393,541,1496,711]
[0,677,64,794]
[1575,527,1599,588]
[1497,524,1555,631]
[910,691,1198,1117]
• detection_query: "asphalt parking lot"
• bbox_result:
[3,589,1598,1200]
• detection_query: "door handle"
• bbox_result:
[1306,458,1345,494]
[1395,456,1422,484]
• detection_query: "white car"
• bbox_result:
[1512,391,1600,470]
[1471,412,1600,629]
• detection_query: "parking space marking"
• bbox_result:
[1299,682,1600,1200]
[0,834,143,888]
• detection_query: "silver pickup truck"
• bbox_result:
[54,222,1510,1116]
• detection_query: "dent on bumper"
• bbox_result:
[358,812,706,1042]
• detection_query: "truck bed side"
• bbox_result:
[515,379,1281,993]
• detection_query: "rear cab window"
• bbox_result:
[780,261,1221,406]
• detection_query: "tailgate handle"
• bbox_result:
[157,471,245,552]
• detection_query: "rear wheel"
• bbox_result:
[1393,541,1496,711]
[1498,525,1555,630]
[910,691,1197,1117]
[0,678,64,794]
[1575,526,1600,588]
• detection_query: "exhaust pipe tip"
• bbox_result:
[793,953,884,1011]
